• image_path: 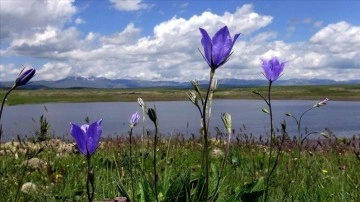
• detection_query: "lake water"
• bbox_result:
[1,100,359,141]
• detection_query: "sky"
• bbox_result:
[1,0,360,82]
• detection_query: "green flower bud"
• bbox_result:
[221,112,232,134]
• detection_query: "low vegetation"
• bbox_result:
[1,84,360,105]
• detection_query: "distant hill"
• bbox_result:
[1,76,360,89]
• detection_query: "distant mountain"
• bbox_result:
[1,76,359,89]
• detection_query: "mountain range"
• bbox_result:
[1,76,359,89]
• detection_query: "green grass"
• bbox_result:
[1,135,359,201]
[1,84,360,105]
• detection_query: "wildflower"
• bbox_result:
[130,111,140,128]
[199,26,240,70]
[70,119,103,156]
[261,56,286,82]
[15,68,36,87]
[313,98,329,108]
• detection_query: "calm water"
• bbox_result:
[1,100,359,141]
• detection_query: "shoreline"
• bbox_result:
[1,84,360,105]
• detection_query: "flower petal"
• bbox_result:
[199,28,212,66]
[86,119,103,155]
[70,123,87,155]
[212,26,233,66]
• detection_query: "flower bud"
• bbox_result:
[147,108,157,124]
[262,108,270,114]
[252,90,260,95]
[15,68,36,87]
[190,80,201,94]
[221,112,232,134]
[187,90,199,106]
[313,98,329,108]
[138,98,145,108]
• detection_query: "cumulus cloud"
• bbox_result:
[0,0,76,41]
[37,62,72,80]
[109,0,149,11]
[1,3,360,82]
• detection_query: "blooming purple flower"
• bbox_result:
[199,26,240,70]
[130,111,140,128]
[261,57,286,82]
[70,119,103,156]
[15,68,36,87]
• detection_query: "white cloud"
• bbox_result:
[0,0,76,41]
[75,17,85,25]
[37,63,72,80]
[109,0,149,11]
[1,3,360,82]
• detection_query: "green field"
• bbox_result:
[1,84,360,105]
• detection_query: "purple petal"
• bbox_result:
[70,123,87,155]
[86,119,102,155]
[261,58,272,81]
[211,26,233,66]
[130,111,140,127]
[199,28,212,66]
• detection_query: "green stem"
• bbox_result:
[0,86,16,121]
[129,128,135,201]
[153,122,159,202]
[86,155,94,202]
[264,81,273,202]
[201,69,215,201]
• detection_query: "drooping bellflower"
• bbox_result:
[261,57,286,82]
[199,26,240,70]
[70,119,103,156]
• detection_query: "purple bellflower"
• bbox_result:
[15,68,36,87]
[199,26,240,70]
[70,119,103,156]
[261,57,286,82]
[130,111,140,128]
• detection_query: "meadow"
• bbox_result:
[1,84,360,105]
[0,85,359,201]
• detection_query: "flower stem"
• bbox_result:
[129,128,135,201]
[201,69,215,201]
[86,155,94,202]
[0,86,15,121]
[264,81,273,202]
[153,121,159,202]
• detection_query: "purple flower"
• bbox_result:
[199,26,240,70]
[15,68,36,87]
[70,119,103,156]
[261,57,286,82]
[130,111,140,128]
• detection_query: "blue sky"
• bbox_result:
[1,0,360,82]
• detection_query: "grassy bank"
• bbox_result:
[0,135,359,201]
[1,84,360,105]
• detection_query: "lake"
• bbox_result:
[1,100,359,141]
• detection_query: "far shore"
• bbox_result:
[1,84,359,105]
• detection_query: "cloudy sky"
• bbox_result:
[1,0,360,82]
